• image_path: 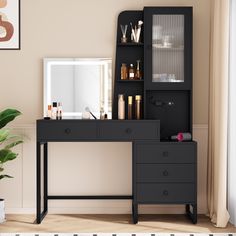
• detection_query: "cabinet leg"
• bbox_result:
[132,202,138,224]
[186,204,197,224]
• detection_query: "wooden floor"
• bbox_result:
[0,214,236,233]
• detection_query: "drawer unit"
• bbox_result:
[137,163,195,183]
[137,183,195,203]
[37,120,97,141]
[98,120,160,140]
[136,142,196,163]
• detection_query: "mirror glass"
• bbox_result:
[44,58,112,119]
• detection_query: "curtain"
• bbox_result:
[207,0,230,227]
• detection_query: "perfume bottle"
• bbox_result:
[118,94,125,120]
[128,96,133,120]
[135,60,142,80]
[135,95,142,120]
[121,63,128,80]
[129,64,135,80]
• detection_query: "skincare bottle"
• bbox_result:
[128,96,133,120]
[47,105,52,119]
[118,94,125,120]
[121,63,128,80]
[57,102,63,120]
[100,107,105,120]
[52,102,57,120]
[135,60,142,80]
[129,64,135,80]
[135,95,142,120]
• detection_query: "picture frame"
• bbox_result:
[0,0,20,50]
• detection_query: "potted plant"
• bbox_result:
[0,109,22,223]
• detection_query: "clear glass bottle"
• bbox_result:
[121,63,128,80]
[118,94,125,120]
[135,95,142,120]
[128,96,133,120]
[129,64,135,80]
[135,60,142,80]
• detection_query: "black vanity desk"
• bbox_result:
[36,119,160,224]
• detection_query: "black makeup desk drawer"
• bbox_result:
[37,120,97,141]
[137,183,195,203]
[136,141,197,163]
[98,120,160,140]
[137,163,195,183]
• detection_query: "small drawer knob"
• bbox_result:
[125,128,132,134]
[65,128,71,134]
[163,170,169,176]
[163,190,169,196]
[162,151,169,157]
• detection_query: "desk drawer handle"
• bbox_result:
[163,170,169,176]
[163,190,169,196]
[125,128,132,134]
[162,151,169,157]
[65,128,71,134]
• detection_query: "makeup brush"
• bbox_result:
[85,107,97,119]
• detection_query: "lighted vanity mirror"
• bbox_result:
[44,58,112,119]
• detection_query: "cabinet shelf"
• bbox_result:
[117,42,144,47]
[152,45,184,51]
[117,79,144,83]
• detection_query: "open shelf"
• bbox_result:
[117,79,144,83]
[117,42,144,47]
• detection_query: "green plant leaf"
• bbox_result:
[0,129,10,142]
[4,140,23,149]
[0,109,21,129]
[0,174,13,180]
[0,149,17,164]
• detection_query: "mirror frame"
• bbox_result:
[43,58,112,118]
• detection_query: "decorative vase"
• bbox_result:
[0,199,5,223]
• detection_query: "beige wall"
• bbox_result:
[0,0,210,124]
[0,0,210,214]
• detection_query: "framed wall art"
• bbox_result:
[0,0,20,49]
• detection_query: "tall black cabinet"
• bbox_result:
[113,7,197,224]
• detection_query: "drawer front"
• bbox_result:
[37,121,97,141]
[137,183,195,203]
[136,142,196,163]
[137,164,195,183]
[98,121,159,140]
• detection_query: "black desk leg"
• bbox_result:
[36,142,48,224]
[43,143,48,213]
[186,204,197,224]
[132,201,138,224]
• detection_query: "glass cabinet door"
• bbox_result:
[152,14,184,83]
[144,7,192,89]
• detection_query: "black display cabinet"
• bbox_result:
[113,7,197,224]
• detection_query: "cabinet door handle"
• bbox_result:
[65,128,71,134]
[163,190,169,196]
[162,151,169,157]
[125,128,132,134]
[163,170,169,176]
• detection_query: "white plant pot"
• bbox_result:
[0,199,5,223]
